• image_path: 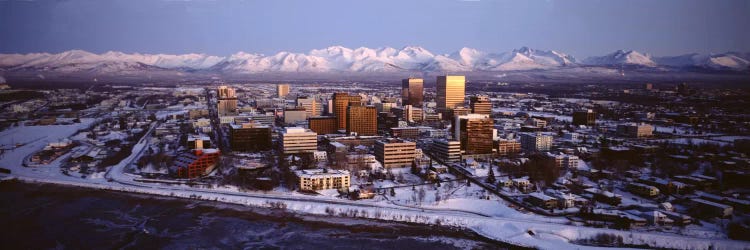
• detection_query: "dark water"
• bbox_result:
[0,181,505,249]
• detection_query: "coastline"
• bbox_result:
[0,178,528,249]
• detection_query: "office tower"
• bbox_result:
[217,85,236,99]
[217,86,238,116]
[520,132,553,152]
[296,96,322,117]
[332,93,362,131]
[281,127,318,155]
[454,114,494,155]
[401,78,424,107]
[346,105,377,136]
[229,122,272,151]
[431,139,461,163]
[374,138,416,168]
[277,84,290,98]
[308,116,338,135]
[470,95,492,115]
[436,75,466,111]
[572,109,596,126]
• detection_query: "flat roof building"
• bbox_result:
[402,78,424,108]
[229,122,272,152]
[308,116,338,135]
[296,169,350,191]
[333,93,362,131]
[573,109,596,126]
[455,114,494,155]
[520,132,553,152]
[346,105,377,136]
[374,138,416,168]
[281,127,318,155]
[436,75,466,111]
[431,139,461,163]
[470,95,492,115]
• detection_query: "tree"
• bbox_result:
[417,187,426,205]
[434,188,441,204]
[390,187,396,197]
[486,165,496,184]
[410,161,419,175]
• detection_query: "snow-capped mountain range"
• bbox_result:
[1,46,748,75]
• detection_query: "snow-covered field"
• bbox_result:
[2,120,749,249]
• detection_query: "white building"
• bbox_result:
[281,127,318,155]
[520,132,553,152]
[296,169,350,191]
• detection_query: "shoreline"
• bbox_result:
[0,178,529,249]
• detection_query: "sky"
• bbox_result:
[0,0,748,58]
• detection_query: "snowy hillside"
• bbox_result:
[654,52,750,70]
[583,50,657,67]
[1,46,748,76]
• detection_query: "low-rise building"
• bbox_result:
[172,149,221,179]
[617,123,654,138]
[296,169,351,191]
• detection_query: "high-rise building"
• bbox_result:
[217,86,238,116]
[454,114,494,155]
[374,138,416,168]
[277,84,290,98]
[346,105,377,136]
[217,85,236,99]
[431,139,461,163]
[229,122,272,152]
[470,95,492,115]
[401,78,424,107]
[296,96,322,117]
[436,75,466,111]
[332,93,362,131]
[572,109,596,126]
[520,132,553,152]
[281,127,318,155]
[217,99,238,116]
[308,116,338,135]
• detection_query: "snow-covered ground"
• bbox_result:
[1,120,749,249]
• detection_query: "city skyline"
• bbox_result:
[1,0,748,58]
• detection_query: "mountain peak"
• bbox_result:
[2,46,747,74]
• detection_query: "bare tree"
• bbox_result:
[417,187,426,206]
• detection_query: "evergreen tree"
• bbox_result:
[486,165,496,184]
